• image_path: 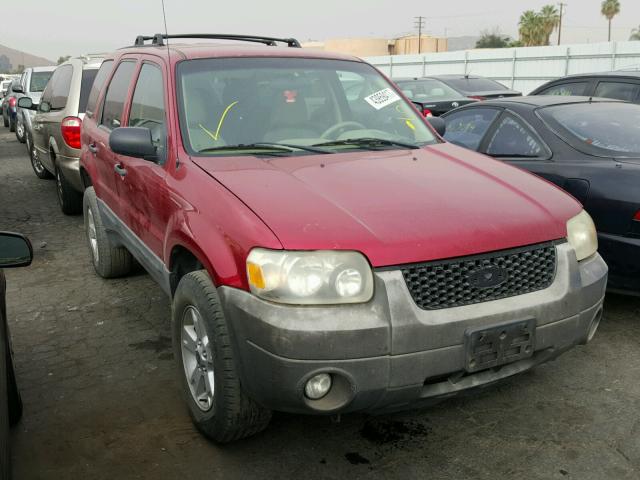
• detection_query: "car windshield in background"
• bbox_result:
[539,102,640,158]
[396,79,466,101]
[177,57,437,155]
[78,68,99,113]
[445,77,507,92]
[29,71,53,92]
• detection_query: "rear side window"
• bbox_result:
[537,82,588,96]
[446,77,507,92]
[78,68,98,114]
[86,60,113,118]
[29,71,53,93]
[485,115,547,158]
[100,61,136,130]
[128,63,166,162]
[594,81,640,102]
[41,65,73,110]
[443,108,500,150]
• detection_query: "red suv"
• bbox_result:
[80,34,608,443]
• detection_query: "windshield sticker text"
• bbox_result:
[364,88,401,110]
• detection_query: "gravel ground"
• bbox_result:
[1,129,639,479]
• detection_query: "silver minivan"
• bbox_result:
[18,56,103,214]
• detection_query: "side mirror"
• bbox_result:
[0,232,33,268]
[17,97,35,110]
[426,116,446,137]
[109,127,158,162]
[11,84,23,94]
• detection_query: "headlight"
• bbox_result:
[246,249,374,304]
[566,210,598,261]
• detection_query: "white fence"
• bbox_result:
[365,41,640,95]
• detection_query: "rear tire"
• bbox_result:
[3,113,8,128]
[8,117,15,133]
[83,186,133,278]
[15,118,25,143]
[55,166,83,215]
[27,134,53,179]
[172,270,271,443]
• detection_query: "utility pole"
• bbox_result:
[557,2,567,45]
[414,16,426,54]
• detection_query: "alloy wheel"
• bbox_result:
[16,121,24,140]
[30,144,45,175]
[181,305,215,412]
[86,208,99,264]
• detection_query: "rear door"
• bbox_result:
[34,64,73,173]
[91,59,137,216]
[593,80,640,103]
[116,59,170,258]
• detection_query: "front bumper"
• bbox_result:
[56,154,83,192]
[598,232,640,294]
[218,243,607,415]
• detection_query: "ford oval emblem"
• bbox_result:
[451,101,460,108]
[468,266,507,289]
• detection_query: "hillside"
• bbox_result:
[0,43,55,73]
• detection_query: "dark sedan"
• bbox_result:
[393,77,477,116]
[442,96,640,294]
[1,81,20,132]
[530,71,640,103]
[0,232,32,479]
[430,74,521,101]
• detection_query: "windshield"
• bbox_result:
[396,78,466,101]
[177,57,437,155]
[445,77,507,92]
[30,71,53,93]
[539,102,640,158]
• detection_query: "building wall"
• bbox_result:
[302,36,448,58]
[392,36,448,55]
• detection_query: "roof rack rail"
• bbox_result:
[133,33,301,48]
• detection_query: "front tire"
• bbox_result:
[83,186,133,278]
[27,134,53,179]
[172,270,271,443]
[55,166,83,215]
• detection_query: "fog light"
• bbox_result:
[304,373,332,400]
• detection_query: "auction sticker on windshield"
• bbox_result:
[364,88,401,110]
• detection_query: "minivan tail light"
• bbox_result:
[61,116,82,149]
[8,97,16,108]
[634,210,640,221]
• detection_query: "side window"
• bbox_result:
[485,114,547,158]
[443,108,500,150]
[538,82,588,96]
[100,61,136,130]
[128,63,166,162]
[85,60,113,118]
[49,65,73,110]
[594,81,640,102]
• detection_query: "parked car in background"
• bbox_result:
[430,74,521,100]
[14,66,56,144]
[80,33,606,443]
[1,81,21,131]
[530,71,640,102]
[0,80,12,99]
[442,96,640,294]
[393,77,477,116]
[0,232,33,479]
[18,56,102,214]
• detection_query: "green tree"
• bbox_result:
[475,30,513,48]
[540,5,560,45]
[629,25,640,40]
[601,0,621,42]
[57,55,71,65]
[519,10,546,46]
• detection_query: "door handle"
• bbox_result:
[114,163,127,177]
[88,143,98,154]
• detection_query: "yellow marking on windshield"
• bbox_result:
[405,119,416,130]
[199,101,239,142]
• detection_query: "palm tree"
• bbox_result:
[630,26,640,41]
[601,0,621,42]
[540,5,560,45]
[519,10,545,46]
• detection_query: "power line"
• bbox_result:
[414,16,426,54]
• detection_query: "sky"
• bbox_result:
[2,0,640,61]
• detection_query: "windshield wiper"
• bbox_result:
[312,137,420,150]
[198,142,332,155]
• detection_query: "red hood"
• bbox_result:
[192,143,581,267]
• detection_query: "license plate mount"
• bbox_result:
[464,319,536,373]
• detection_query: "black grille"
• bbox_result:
[399,243,558,310]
